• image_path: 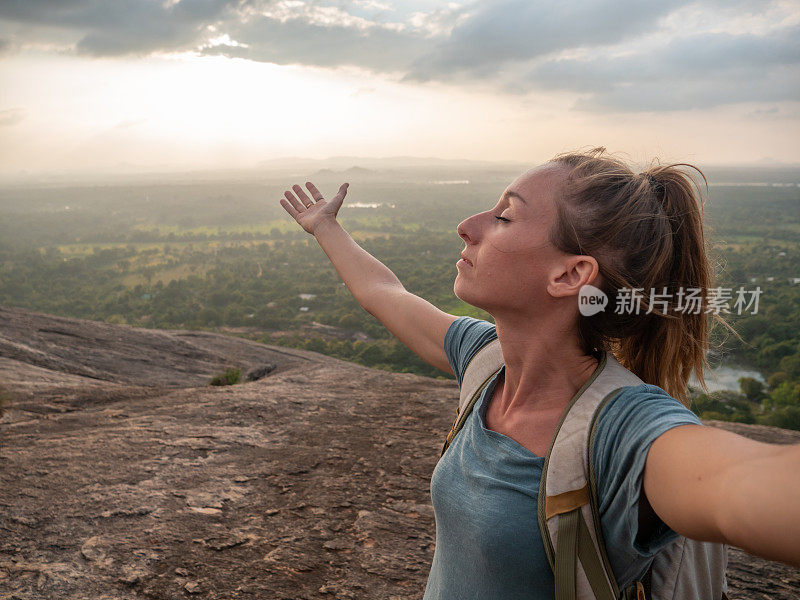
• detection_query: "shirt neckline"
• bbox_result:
[475,365,545,460]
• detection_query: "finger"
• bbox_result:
[329,182,349,211]
[332,182,349,201]
[283,189,305,213]
[305,182,324,202]
[279,198,300,220]
[292,183,314,207]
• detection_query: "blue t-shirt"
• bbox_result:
[423,317,703,600]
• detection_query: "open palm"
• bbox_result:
[279,181,349,235]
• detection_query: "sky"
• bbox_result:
[0,0,799,178]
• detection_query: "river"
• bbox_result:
[689,365,766,393]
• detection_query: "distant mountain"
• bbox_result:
[256,155,528,172]
[342,166,374,174]
[310,166,377,177]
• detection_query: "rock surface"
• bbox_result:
[1,304,798,599]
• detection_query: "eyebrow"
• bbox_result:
[502,190,527,205]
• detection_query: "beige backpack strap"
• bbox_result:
[440,337,503,456]
[458,337,503,412]
[538,351,645,600]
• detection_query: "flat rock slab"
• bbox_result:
[1,305,798,598]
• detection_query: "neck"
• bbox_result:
[492,316,599,416]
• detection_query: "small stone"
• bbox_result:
[188,507,222,515]
[184,580,201,593]
[323,538,355,551]
[118,569,146,585]
[204,534,248,550]
[80,536,105,561]
[175,567,189,576]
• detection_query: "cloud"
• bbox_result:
[349,86,377,97]
[0,108,27,127]
[518,25,800,111]
[198,10,426,72]
[0,0,798,113]
[0,0,246,56]
[746,106,800,121]
[403,0,684,82]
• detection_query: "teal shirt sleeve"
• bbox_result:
[592,384,704,586]
[443,316,497,388]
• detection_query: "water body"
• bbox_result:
[689,365,766,393]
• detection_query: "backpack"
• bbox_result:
[440,337,730,600]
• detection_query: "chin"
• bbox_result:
[453,281,488,312]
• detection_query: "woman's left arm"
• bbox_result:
[643,424,800,567]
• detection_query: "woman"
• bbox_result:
[279,148,800,599]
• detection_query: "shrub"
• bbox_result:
[757,406,800,431]
[209,368,241,386]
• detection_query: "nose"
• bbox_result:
[457,213,482,244]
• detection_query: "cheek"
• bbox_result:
[484,236,549,272]
[486,236,525,255]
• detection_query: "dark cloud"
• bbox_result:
[403,0,685,82]
[0,0,246,56]
[519,26,800,110]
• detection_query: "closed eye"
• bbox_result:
[495,216,510,222]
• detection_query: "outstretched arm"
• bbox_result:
[280,182,457,374]
[643,424,800,567]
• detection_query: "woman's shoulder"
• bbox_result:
[444,316,497,387]
[593,383,702,455]
[599,383,700,422]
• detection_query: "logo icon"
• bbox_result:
[578,284,608,316]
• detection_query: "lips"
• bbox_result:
[460,254,473,266]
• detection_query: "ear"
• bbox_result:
[547,255,599,298]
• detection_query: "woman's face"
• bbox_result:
[454,164,577,316]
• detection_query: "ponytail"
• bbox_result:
[548,148,739,405]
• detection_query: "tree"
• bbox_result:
[338,314,360,329]
[767,371,788,391]
[738,377,765,402]
[779,353,800,379]
[356,344,384,366]
[766,381,800,409]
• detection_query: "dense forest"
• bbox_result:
[1,165,798,428]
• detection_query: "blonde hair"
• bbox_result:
[548,147,738,405]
